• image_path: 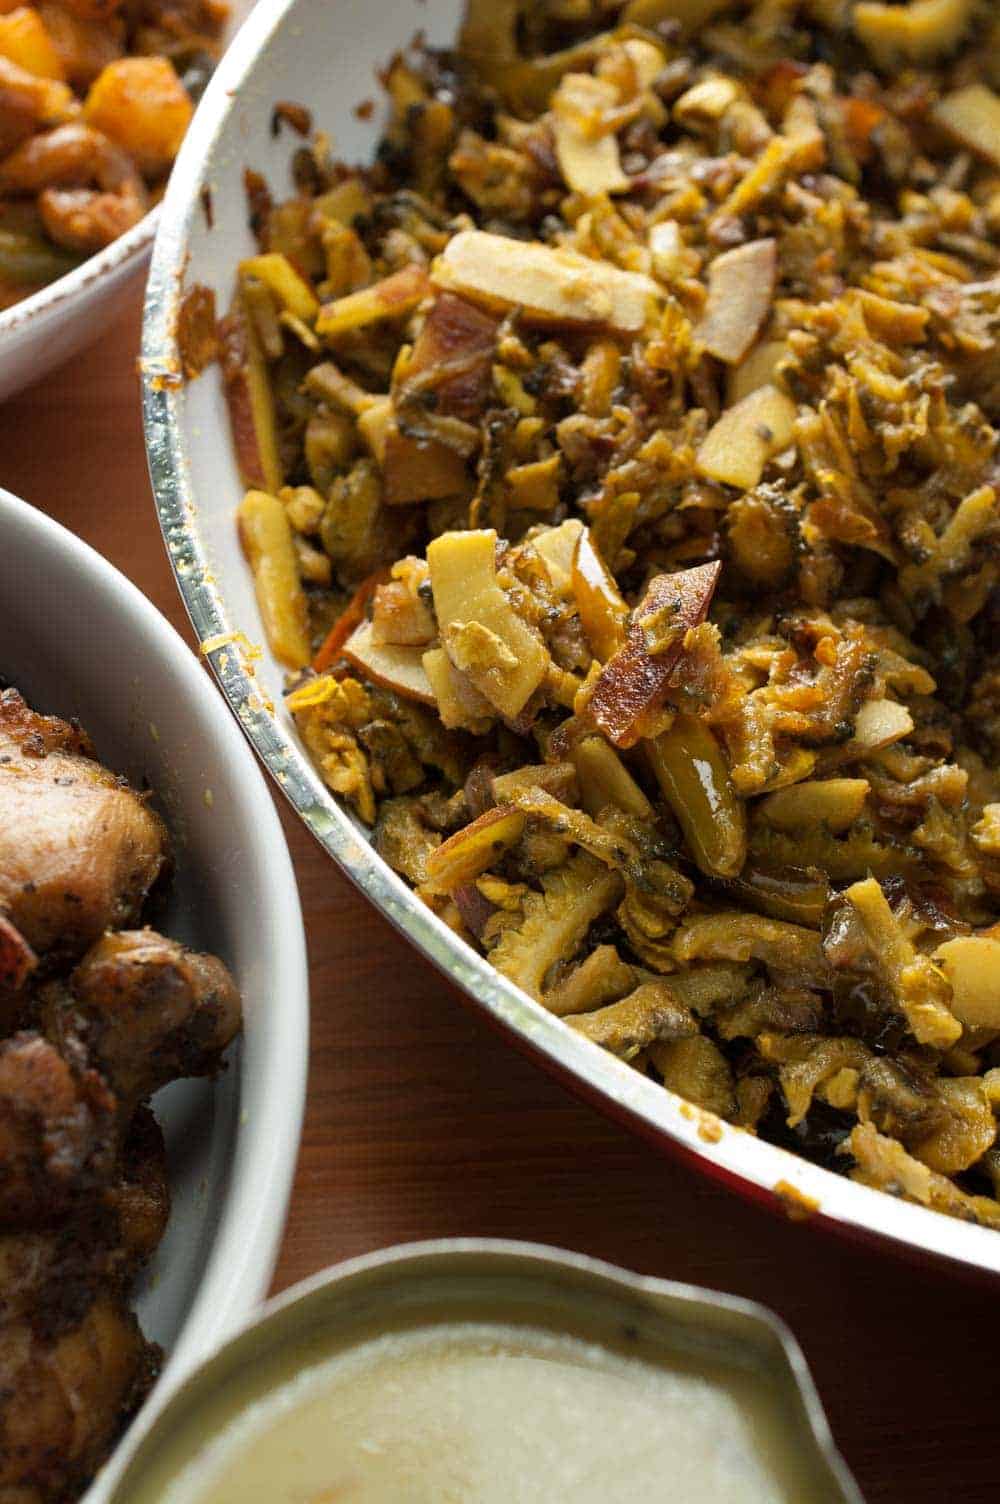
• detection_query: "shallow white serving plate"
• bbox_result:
[0,486,309,1500]
[0,0,254,405]
[141,0,1000,1281]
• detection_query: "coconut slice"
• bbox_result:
[697,239,777,365]
[696,384,797,489]
[432,231,660,333]
[933,83,1000,170]
[342,620,437,705]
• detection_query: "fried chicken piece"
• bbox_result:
[43,930,242,1110]
[0,689,169,964]
[0,1111,166,1499]
[0,1291,158,1503]
[0,1223,102,1330]
[0,1107,169,1330]
[105,1104,170,1266]
[0,690,240,1501]
[0,1033,115,1228]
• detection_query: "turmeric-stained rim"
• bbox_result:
[141,0,1000,1282]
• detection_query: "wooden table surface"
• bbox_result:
[3,297,997,1503]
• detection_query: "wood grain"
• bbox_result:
[1,297,997,1503]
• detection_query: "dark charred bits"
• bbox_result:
[271,100,313,138]
[176,285,219,381]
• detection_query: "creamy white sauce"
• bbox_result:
[159,1323,795,1504]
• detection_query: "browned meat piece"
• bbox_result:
[0,689,169,964]
[39,178,147,253]
[0,684,239,1503]
[0,1110,166,1497]
[0,1033,115,1228]
[0,1235,56,1339]
[43,930,242,1109]
[37,1,125,89]
[0,1291,157,1502]
[129,0,222,58]
[0,57,58,159]
[105,1104,170,1266]
[0,1222,106,1329]
[0,1107,168,1333]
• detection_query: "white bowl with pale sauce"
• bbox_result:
[108,1241,862,1504]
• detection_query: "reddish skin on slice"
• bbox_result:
[312,568,390,673]
[218,299,275,492]
[316,263,430,335]
[341,620,437,706]
[380,292,500,503]
[452,881,499,941]
[402,291,500,420]
[0,916,36,995]
[587,561,722,748]
[364,263,429,310]
[424,804,527,890]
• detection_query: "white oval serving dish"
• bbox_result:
[140,0,1000,1281]
[0,485,309,1499]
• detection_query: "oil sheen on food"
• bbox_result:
[159,1322,799,1503]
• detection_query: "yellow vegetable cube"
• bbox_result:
[84,55,192,177]
[0,7,64,80]
[759,778,870,834]
[313,177,372,226]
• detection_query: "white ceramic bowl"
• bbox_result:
[0,486,309,1500]
[141,0,1000,1281]
[0,0,254,405]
